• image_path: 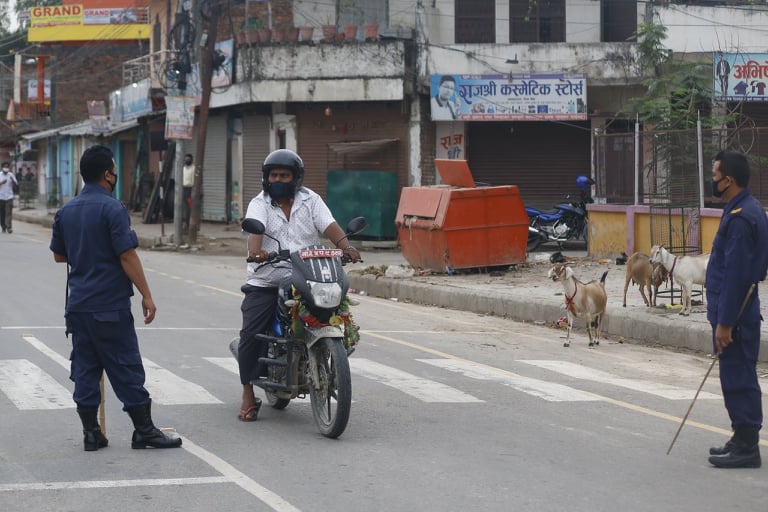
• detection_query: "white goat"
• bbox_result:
[622,252,654,308]
[649,245,709,316]
[548,263,609,347]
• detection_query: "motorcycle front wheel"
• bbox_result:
[310,338,351,438]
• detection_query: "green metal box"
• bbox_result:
[326,170,398,239]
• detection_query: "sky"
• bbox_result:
[9,0,17,31]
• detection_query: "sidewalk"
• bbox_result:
[16,206,768,362]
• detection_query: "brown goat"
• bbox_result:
[548,263,609,347]
[622,252,654,307]
[651,262,669,307]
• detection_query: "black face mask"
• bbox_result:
[106,171,117,192]
[268,181,294,200]
[184,159,192,165]
[711,177,729,198]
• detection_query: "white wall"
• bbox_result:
[657,5,768,53]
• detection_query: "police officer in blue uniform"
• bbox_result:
[706,150,768,468]
[50,145,181,451]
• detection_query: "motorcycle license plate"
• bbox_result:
[299,248,343,259]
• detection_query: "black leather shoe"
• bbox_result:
[127,399,182,449]
[709,446,761,468]
[709,439,735,456]
[77,407,109,452]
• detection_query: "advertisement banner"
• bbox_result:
[87,100,109,134]
[430,73,587,121]
[165,95,195,140]
[30,4,83,27]
[714,52,768,102]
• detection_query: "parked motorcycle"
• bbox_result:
[526,175,595,251]
[229,216,367,438]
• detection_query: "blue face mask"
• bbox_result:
[268,181,294,200]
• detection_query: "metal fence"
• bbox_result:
[594,123,768,256]
[594,124,768,206]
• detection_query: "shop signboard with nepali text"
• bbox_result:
[430,73,587,122]
[714,52,768,102]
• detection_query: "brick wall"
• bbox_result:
[51,45,145,125]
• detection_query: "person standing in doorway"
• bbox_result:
[706,150,768,468]
[0,161,18,233]
[182,153,194,229]
[50,145,182,452]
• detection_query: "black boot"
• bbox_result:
[76,407,109,452]
[709,436,735,456]
[709,427,761,468]
[126,399,182,449]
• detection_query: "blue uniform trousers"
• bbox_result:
[707,290,763,430]
[66,310,150,410]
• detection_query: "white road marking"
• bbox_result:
[519,360,721,400]
[23,335,70,370]
[143,358,223,405]
[23,335,223,405]
[418,359,601,402]
[204,356,239,374]
[0,359,73,409]
[0,476,230,492]
[350,358,483,403]
[180,435,302,512]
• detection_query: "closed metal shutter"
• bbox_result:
[202,114,228,221]
[466,121,591,209]
[241,114,271,208]
[296,102,409,200]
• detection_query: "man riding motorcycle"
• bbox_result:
[236,149,360,422]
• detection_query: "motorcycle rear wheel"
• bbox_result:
[310,338,351,439]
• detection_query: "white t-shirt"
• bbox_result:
[244,187,336,287]
[182,164,195,188]
[0,170,17,200]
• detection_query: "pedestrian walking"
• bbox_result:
[0,161,18,233]
[706,150,768,468]
[50,145,182,452]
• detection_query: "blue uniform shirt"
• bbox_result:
[705,188,768,326]
[50,183,139,313]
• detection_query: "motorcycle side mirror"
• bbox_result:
[346,216,367,236]
[241,218,265,235]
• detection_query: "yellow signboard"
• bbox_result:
[30,4,83,27]
[29,24,150,41]
[28,4,150,42]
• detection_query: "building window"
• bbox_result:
[455,0,495,44]
[510,0,565,43]
[602,0,637,42]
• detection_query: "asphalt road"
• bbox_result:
[1,221,767,512]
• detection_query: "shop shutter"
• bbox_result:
[241,114,271,209]
[466,121,590,209]
[202,115,228,221]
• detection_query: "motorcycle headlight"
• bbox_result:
[308,282,343,309]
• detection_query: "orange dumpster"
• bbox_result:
[394,160,529,272]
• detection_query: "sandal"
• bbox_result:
[237,399,262,422]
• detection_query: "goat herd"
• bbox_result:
[547,245,710,348]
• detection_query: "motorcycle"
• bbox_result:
[229,216,367,438]
[526,175,595,251]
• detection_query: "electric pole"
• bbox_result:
[188,0,221,245]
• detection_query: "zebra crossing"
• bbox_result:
[0,335,723,411]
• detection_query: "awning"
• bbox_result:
[327,138,399,155]
[21,119,139,141]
